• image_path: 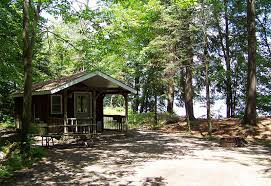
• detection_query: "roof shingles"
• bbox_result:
[13,71,136,97]
[32,71,86,92]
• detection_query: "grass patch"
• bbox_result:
[104,107,125,115]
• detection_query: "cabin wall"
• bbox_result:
[67,91,74,118]
[96,94,104,130]
[33,95,50,122]
[14,81,127,128]
[14,95,50,127]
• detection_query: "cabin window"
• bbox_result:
[51,95,62,114]
[76,95,89,113]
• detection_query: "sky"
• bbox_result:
[174,99,226,118]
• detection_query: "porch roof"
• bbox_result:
[13,71,137,97]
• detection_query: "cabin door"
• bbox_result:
[74,92,91,118]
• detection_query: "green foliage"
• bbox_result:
[29,123,42,135]
[253,139,271,148]
[128,112,156,128]
[128,111,180,129]
[0,115,15,129]
[0,145,47,178]
[28,146,48,160]
[0,165,10,178]
[0,0,271,128]
[104,107,125,115]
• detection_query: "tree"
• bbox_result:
[21,0,72,151]
[21,0,41,153]
[243,0,257,125]
[212,0,234,117]
[177,5,196,120]
[21,0,32,153]
[167,77,174,113]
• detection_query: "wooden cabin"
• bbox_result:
[13,71,136,136]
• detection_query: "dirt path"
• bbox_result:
[2,130,270,185]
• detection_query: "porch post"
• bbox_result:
[124,93,128,132]
[63,90,68,134]
[93,91,96,126]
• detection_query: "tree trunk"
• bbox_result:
[185,102,191,133]
[167,78,174,113]
[140,87,146,113]
[145,95,149,113]
[21,0,41,154]
[110,95,113,107]
[204,39,212,136]
[256,15,271,58]
[243,0,257,125]
[184,64,195,120]
[224,0,233,118]
[206,63,212,135]
[132,76,140,113]
[215,3,233,118]
[183,11,195,121]
[154,93,158,126]
[232,63,240,116]
[202,1,212,135]
[21,0,32,154]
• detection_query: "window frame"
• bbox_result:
[75,93,89,113]
[50,94,63,115]
[74,92,92,116]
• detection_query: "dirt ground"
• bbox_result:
[160,117,271,142]
[1,129,270,186]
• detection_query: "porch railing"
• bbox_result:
[42,117,96,135]
[103,115,126,131]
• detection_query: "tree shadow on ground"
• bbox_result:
[2,129,270,185]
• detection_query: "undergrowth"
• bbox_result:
[0,115,15,129]
[128,112,180,129]
[0,144,47,178]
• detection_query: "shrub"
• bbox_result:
[29,146,47,159]
[0,165,10,178]
[29,123,42,135]
[0,145,47,178]
[128,112,155,128]
[0,115,15,128]
[128,112,181,129]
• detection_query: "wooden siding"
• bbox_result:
[14,82,127,129]
[96,93,104,130]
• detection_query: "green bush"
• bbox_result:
[0,165,10,178]
[29,123,42,135]
[6,154,23,170]
[0,116,15,128]
[0,146,23,178]
[29,146,47,159]
[128,112,154,128]
[0,145,47,178]
[128,112,180,129]
[0,114,14,124]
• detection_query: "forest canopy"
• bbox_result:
[0,0,270,124]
